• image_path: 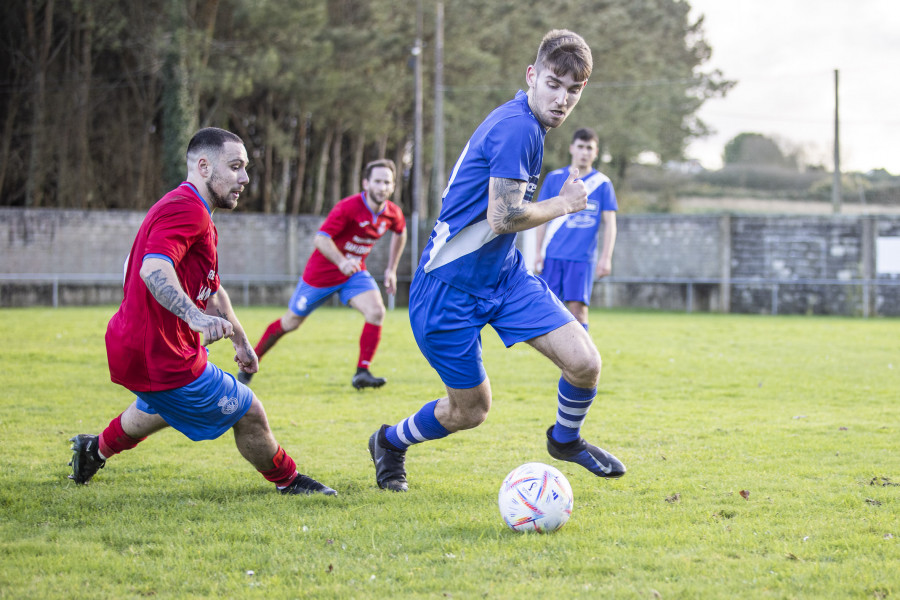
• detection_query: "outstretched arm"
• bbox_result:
[487,168,588,235]
[139,257,233,346]
[384,228,408,295]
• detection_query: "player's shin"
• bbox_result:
[550,376,596,444]
[99,413,147,459]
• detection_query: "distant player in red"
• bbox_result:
[67,127,336,496]
[241,159,407,390]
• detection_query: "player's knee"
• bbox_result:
[563,349,601,387]
[235,398,271,434]
[367,303,386,324]
[456,406,489,430]
[359,297,385,324]
[281,313,303,332]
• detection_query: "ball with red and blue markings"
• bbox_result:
[498,462,574,533]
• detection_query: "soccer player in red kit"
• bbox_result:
[241,159,407,390]
[68,127,336,496]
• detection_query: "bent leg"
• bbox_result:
[350,289,388,382]
[231,396,280,471]
[348,289,386,325]
[120,400,170,438]
[98,400,169,459]
[436,379,493,433]
[527,320,601,388]
[232,396,336,495]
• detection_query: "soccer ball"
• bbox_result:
[498,462,574,533]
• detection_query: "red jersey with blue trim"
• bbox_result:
[303,192,406,287]
[106,182,220,392]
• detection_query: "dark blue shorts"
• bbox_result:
[541,258,593,305]
[288,270,378,317]
[409,267,574,389]
[134,362,254,441]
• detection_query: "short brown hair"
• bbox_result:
[535,29,592,82]
[186,127,244,160]
[363,158,397,182]
[572,128,599,145]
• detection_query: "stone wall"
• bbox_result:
[2,208,899,316]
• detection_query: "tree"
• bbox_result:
[724,132,796,169]
[0,0,731,211]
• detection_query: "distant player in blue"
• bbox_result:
[534,127,618,329]
[367,30,626,492]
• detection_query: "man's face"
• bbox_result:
[526,64,587,129]
[569,138,599,171]
[205,141,250,210]
[362,166,395,208]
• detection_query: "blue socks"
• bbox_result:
[551,377,596,443]
[385,399,450,450]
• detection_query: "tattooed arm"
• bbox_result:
[206,286,259,374]
[486,168,589,235]
[139,257,234,346]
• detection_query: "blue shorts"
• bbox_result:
[409,267,574,389]
[288,271,378,317]
[133,362,254,441]
[541,258,593,305]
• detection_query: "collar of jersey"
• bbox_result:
[360,191,385,220]
[180,182,212,214]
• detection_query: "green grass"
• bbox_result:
[1,306,898,599]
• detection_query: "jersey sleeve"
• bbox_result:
[389,203,406,233]
[318,200,350,238]
[484,116,541,182]
[598,181,619,212]
[143,200,208,266]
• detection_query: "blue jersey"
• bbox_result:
[538,166,617,263]
[418,90,546,299]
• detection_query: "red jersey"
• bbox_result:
[303,192,406,287]
[106,183,220,392]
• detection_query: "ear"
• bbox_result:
[197,156,211,177]
[525,64,537,88]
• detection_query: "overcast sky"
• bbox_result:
[685,0,900,174]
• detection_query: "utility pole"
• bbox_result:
[431,2,445,222]
[832,69,841,214]
[411,0,424,276]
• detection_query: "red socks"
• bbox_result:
[358,322,382,370]
[255,319,287,359]
[98,413,145,459]
[258,446,297,487]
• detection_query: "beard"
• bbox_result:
[206,173,238,210]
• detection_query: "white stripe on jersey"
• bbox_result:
[581,170,610,195]
[423,218,498,273]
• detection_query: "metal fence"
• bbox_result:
[3,273,899,317]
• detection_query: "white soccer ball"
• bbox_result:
[498,462,574,533]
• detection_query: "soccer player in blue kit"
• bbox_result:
[368,29,626,492]
[534,127,618,329]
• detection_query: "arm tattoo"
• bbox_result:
[490,178,528,233]
[144,268,204,323]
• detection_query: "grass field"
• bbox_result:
[1,306,898,599]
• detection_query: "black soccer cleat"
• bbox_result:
[368,425,408,492]
[546,426,626,478]
[68,434,106,484]
[237,371,253,386]
[279,473,338,496]
[352,368,386,390]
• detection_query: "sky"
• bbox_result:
[684,0,900,174]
